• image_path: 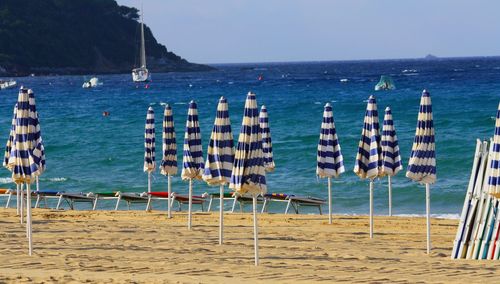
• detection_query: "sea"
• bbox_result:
[1,57,500,216]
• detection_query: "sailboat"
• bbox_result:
[132,8,150,82]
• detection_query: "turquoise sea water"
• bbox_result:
[1,57,499,215]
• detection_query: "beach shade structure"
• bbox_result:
[181,100,204,230]
[144,107,156,193]
[316,103,345,224]
[354,95,382,239]
[406,90,436,254]
[488,102,500,199]
[160,104,177,218]
[380,107,402,216]
[229,92,267,266]
[4,87,46,255]
[259,105,275,172]
[202,97,234,244]
[3,102,20,215]
[29,90,46,195]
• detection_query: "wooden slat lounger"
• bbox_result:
[56,192,96,210]
[207,192,236,212]
[114,192,149,211]
[90,191,119,210]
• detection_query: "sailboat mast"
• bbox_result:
[140,8,146,68]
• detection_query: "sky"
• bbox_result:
[117,0,500,64]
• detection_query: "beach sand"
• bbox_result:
[0,208,498,283]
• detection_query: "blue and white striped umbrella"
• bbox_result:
[181,100,204,230]
[259,105,275,172]
[406,90,436,184]
[229,92,267,195]
[5,87,45,255]
[203,97,234,185]
[229,92,266,266]
[381,106,402,216]
[489,102,500,198]
[317,103,345,178]
[160,104,177,176]
[316,102,345,224]
[354,95,381,238]
[144,107,155,193]
[203,97,234,244]
[3,103,17,170]
[160,104,177,218]
[406,89,436,254]
[354,95,382,179]
[381,107,402,176]
[181,100,204,180]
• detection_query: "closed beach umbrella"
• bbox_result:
[181,100,204,230]
[381,107,402,216]
[317,103,345,224]
[3,102,21,216]
[144,107,156,193]
[229,92,267,266]
[202,97,234,244]
[354,95,382,238]
[259,105,275,172]
[5,87,45,255]
[406,90,436,254]
[489,102,500,198]
[29,90,46,194]
[160,104,177,218]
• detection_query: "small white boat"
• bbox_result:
[340,78,349,83]
[132,9,150,82]
[82,77,100,88]
[0,79,17,90]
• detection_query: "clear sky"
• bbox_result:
[117,0,500,64]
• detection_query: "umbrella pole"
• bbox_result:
[167,175,172,219]
[21,183,24,224]
[188,179,192,230]
[36,176,39,192]
[388,176,392,217]
[328,177,332,224]
[370,180,374,239]
[426,183,431,254]
[27,183,32,256]
[148,172,151,193]
[219,184,224,245]
[253,195,259,266]
[16,183,20,216]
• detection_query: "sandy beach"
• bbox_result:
[0,208,498,283]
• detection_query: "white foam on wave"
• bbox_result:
[314,102,321,105]
[46,177,67,182]
[174,102,187,105]
[0,177,13,184]
[395,213,460,220]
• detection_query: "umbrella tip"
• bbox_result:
[261,104,266,110]
[325,102,331,108]
[422,89,430,96]
[385,106,391,112]
[148,106,154,112]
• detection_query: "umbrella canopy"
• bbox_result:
[6,88,45,182]
[3,102,17,169]
[381,107,402,176]
[354,95,382,179]
[160,104,177,176]
[229,92,267,195]
[181,100,204,180]
[489,102,500,198]
[317,103,345,178]
[406,90,436,184]
[203,97,234,185]
[259,105,275,172]
[144,107,156,173]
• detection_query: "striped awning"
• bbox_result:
[354,95,382,180]
[181,100,204,180]
[5,88,45,184]
[229,92,267,195]
[406,90,436,184]
[144,106,156,173]
[381,107,402,176]
[160,104,177,176]
[489,102,500,197]
[259,105,275,172]
[317,103,345,178]
[202,97,234,185]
